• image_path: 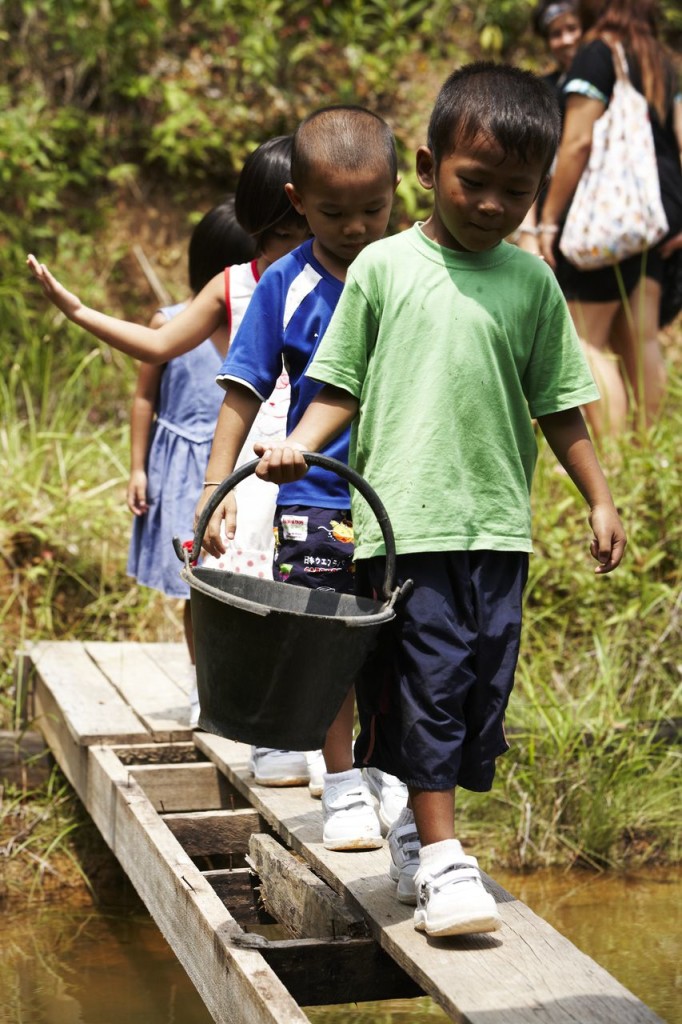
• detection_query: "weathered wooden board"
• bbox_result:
[139,641,194,694]
[197,733,664,1024]
[85,641,191,740]
[248,833,366,940]
[86,744,312,1024]
[28,641,148,794]
[28,641,148,745]
[114,741,201,765]
[202,866,276,926]
[129,762,240,813]
[162,808,262,857]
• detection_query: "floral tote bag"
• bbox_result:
[559,42,668,271]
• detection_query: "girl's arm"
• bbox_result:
[194,383,263,557]
[537,406,626,573]
[27,255,226,363]
[538,95,605,268]
[127,311,166,515]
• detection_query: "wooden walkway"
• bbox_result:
[23,640,664,1024]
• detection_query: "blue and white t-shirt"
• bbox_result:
[216,239,349,507]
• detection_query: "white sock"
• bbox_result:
[418,838,464,868]
[323,767,362,786]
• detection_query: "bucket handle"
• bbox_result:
[174,452,399,603]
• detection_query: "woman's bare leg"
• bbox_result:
[609,277,665,428]
[568,298,627,437]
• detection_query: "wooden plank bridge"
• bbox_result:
[20,640,664,1024]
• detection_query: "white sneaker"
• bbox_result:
[188,681,200,729]
[322,769,383,851]
[388,811,421,905]
[413,841,501,937]
[306,750,326,799]
[363,766,408,831]
[248,748,309,786]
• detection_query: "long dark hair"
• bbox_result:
[579,0,671,120]
[188,196,256,293]
[234,135,307,253]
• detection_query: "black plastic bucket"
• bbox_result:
[174,453,407,749]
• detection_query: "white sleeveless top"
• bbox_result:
[201,262,289,578]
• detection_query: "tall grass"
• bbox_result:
[460,372,682,869]
[0,247,181,734]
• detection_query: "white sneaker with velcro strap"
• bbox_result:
[363,766,409,832]
[306,750,326,798]
[322,769,383,851]
[413,839,501,937]
[248,747,309,786]
[387,809,421,905]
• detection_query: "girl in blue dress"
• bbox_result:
[126,197,256,667]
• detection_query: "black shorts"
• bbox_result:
[557,246,666,305]
[354,550,528,793]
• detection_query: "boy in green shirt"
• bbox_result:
[255,63,626,938]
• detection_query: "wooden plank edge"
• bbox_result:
[86,744,311,1024]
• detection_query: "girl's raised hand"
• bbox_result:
[26,255,83,319]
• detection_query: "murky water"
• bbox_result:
[493,866,682,1024]
[0,869,679,1024]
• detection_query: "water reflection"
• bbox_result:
[1,906,213,1024]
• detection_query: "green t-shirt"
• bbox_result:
[308,224,599,559]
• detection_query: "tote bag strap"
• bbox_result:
[223,264,231,335]
[610,41,630,84]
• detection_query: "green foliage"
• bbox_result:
[474,0,534,55]
[0,0,457,191]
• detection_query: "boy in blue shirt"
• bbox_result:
[254,64,626,937]
[198,105,404,850]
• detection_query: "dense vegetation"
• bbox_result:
[1,1,680,898]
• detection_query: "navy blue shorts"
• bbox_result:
[354,550,528,792]
[273,505,355,595]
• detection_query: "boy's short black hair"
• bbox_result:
[188,196,256,294]
[235,135,307,251]
[291,105,397,189]
[428,63,561,178]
